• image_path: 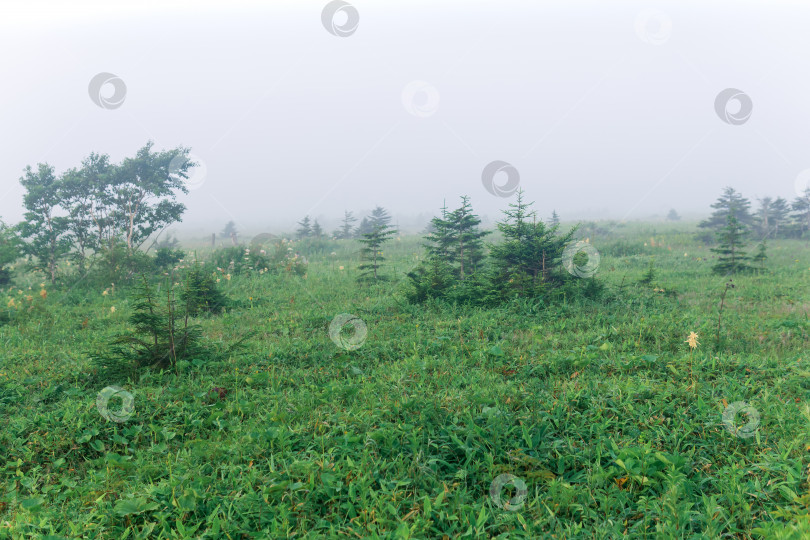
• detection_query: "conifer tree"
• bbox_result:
[334,210,357,239]
[424,201,454,265]
[91,275,203,381]
[312,220,324,238]
[711,213,751,275]
[791,187,810,236]
[356,217,373,237]
[181,262,228,316]
[369,206,392,229]
[770,197,791,238]
[488,190,574,297]
[357,222,397,282]
[699,187,754,232]
[296,216,312,239]
[756,197,773,238]
[751,240,768,272]
[447,196,488,279]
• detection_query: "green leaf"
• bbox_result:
[177,490,197,512]
[488,345,504,357]
[114,497,158,516]
[20,496,45,511]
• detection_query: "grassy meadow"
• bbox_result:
[1,221,809,538]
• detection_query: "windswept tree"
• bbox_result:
[60,152,114,268]
[357,220,397,282]
[16,142,193,281]
[666,209,681,221]
[17,164,73,283]
[114,143,191,253]
[0,219,20,285]
[334,210,357,239]
[548,210,561,227]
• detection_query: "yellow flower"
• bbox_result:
[40,289,47,299]
[7,298,15,308]
[685,332,699,349]
[102,290,109,296]
[339,266,344,270]
[110,306,116,313]
[225,274,231,281]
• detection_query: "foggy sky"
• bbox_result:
[1,0,809,235]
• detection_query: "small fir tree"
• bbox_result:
[296,216,312,239]
[91,275,204,381]
[357,222,397,282]
[334,210,357,239]
[711,213,751,275]
[751,240,768,272]
[181,262,228,316]
[311,220,324,238]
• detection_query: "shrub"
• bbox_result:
[180,263,228,316]
[154,247,185,271]
[90,275,204,382]
[88,241,153,286]
[209,241,306,277]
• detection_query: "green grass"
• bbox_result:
[1,223,809,538]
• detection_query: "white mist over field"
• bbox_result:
[1,0,809,237]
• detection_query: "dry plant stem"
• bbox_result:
[717,280,733,350]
